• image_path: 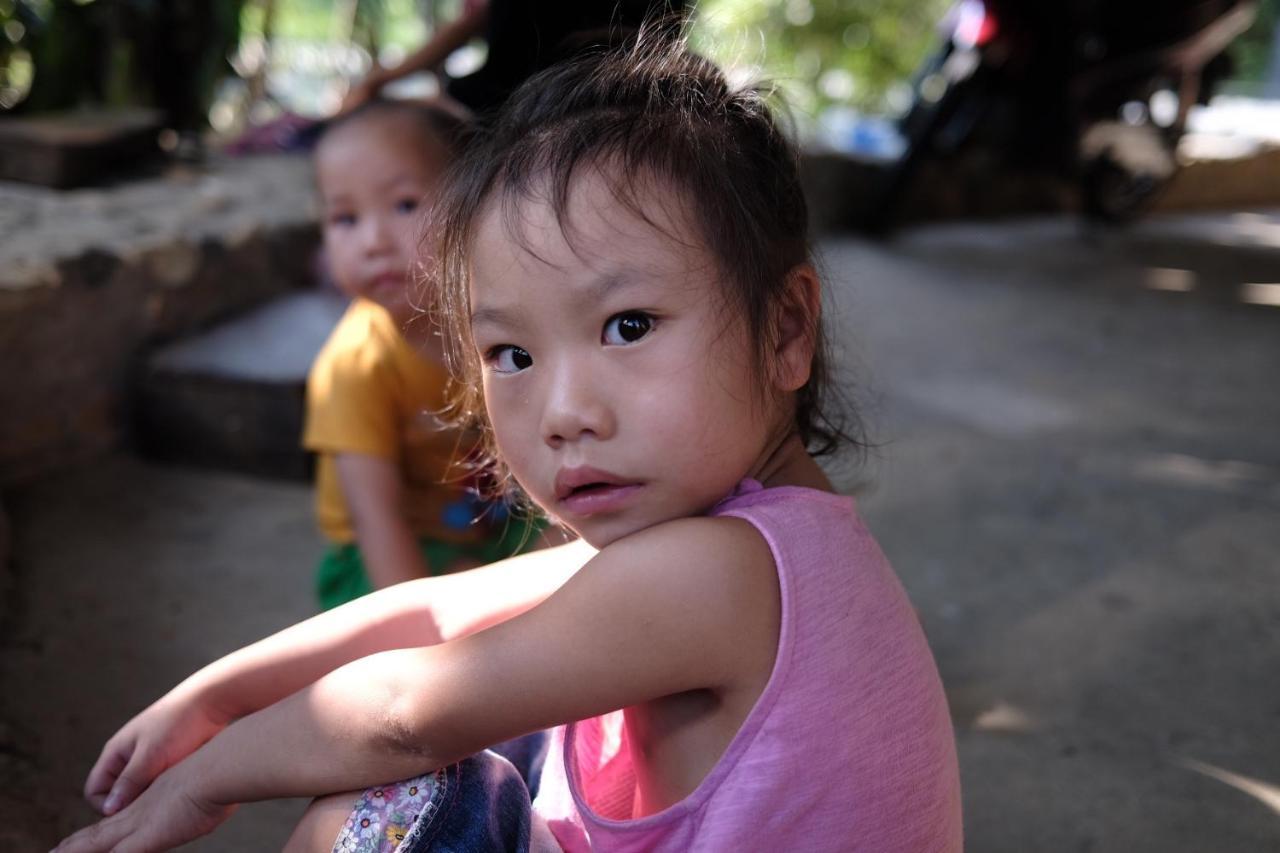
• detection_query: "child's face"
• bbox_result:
[316,118,447,322]
[469,169,784,548]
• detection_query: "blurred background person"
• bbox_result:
[341,0,689,117]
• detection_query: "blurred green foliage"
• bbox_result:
[1,0,244,127]
[0,0,41,109]
[238,0,429,51]
[691,0,950,116]
[2,0,1277,122]
[1230,0,1279,86]
[690,0,1280,114]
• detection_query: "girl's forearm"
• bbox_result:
[178,586,445,722]
[181,541,593,723]
[191,648,461,804]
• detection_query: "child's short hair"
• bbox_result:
[314,97,473,160]
[432,32,860,496]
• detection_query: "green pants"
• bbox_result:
[316,518,543,611]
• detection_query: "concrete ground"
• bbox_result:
[3,212,1279,851]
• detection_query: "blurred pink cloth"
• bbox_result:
[223,112,320,155]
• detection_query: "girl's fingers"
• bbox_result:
[52,812,130,853]
[83,741,131,810]
[100,745,160,815]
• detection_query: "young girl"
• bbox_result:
[306,98,538,609]
[57,38,961,853]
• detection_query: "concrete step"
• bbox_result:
[135,290,348,480]
[0,153,319,486]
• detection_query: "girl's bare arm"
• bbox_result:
[192,537,593,719]
[59,515,779,853]
[82,538,593,814]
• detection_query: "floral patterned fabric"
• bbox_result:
[333,773,440,853]
[330,735,550,853]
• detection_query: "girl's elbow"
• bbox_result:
[365,663,428,752]
[371,661,457,767]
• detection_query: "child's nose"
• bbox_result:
[540,359,615,447]
[360,214,395,254]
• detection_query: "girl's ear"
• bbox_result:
[773,263,821,393]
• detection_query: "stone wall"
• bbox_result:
[0,155,320,485]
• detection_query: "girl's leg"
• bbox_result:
[282,790,364,853]
[284,745,542,853]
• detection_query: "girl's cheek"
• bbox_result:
[483,390,521,453]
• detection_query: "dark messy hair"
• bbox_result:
[314,97,473,161]
[430,32,861,496]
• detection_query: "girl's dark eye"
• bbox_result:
[329,212,356,227]
[602,312,653,346]
[395,198,419,214]
[489,345,532,374]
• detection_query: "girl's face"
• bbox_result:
[317,118,448,323]
[468,170,786,548]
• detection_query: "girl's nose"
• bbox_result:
[540,359,615,447]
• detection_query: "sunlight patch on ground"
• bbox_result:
[1179,758,1280,817]
[972,701,1036,733]
[1145,267,1197,292]
[1239,282,1280,307]
[1131,453,1277,496]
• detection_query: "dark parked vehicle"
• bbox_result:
[872,0,1259,229]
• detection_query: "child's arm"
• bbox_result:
[335,451,465,586]
[81,539,594,816]
[58,517,779,853]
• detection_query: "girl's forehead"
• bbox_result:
[471,167,707,283]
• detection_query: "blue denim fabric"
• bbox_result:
[398,733,547,853]
[490,733,550,800]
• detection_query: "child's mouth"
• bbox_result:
[554,467,641,515]
[559,482,642,515]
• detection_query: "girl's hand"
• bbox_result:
[57,759,234,853]
[83,689,228,816]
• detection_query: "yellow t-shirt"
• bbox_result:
[303,299,482,545]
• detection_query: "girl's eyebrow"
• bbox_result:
[469,305,517,330]
[579,271,653,306]
[470,273,651,329]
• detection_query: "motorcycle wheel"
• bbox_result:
[1079,154,1170,223]
[1078,119,1179,224]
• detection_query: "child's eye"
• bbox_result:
[487,345,533,374]
[329,212,357,227]
[602,312,654,346]
[395,198,420,215]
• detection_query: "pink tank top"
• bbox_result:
[531,480,963,852]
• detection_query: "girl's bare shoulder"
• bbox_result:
[578,515,780,654]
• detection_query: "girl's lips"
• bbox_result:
[554,466,642,516]
[558,483,642,516]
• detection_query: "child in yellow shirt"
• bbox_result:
[305,99,534,609]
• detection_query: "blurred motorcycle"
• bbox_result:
[873,0,1259,229]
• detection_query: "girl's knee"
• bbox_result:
[283,789,361,853]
